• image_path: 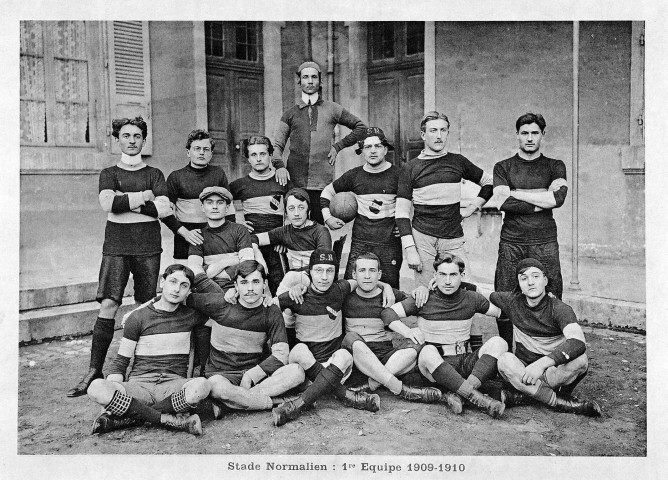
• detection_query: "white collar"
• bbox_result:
[118,153,146,170]
[302,92,319,105]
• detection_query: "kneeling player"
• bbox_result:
[382,254,508,418]
[87,265,210,435]
[491,258,601,417]
[341,253,443,404]
[271,249,396,426]
[185,261,305,414]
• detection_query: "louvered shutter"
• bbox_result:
[108,21,152,155]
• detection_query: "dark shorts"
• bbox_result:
[122,373,190,404]
[344,239,403,289]
[260,243,284,296]
[204,370,245,385]
[429,344,481,380]
[495,241,563,301]
[306,189,324,225]
[96,254,161,304]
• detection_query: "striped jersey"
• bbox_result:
[322,163,400,244]
[396,153,493,239]
[489,291,578,365]
[108,301,207,378]
[98,164,170,256]
[277,279,352,363]
[186,293,288,376]
[164,163,235,232]
[229,172,289,234]
[383,288,490,347]
[255,223,332,271]
[493,154,568,245]
[343,288,408,343]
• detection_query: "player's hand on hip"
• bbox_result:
[327,146,338,166]
[393,226,401,238]
[274,244,287,254]
[408,327,425,345]
[275,167,290,186]
[325,217,345,230]
[406,246,423,272]
[412,286,431,308]
[240,220,254,233]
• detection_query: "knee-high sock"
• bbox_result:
[301,365,346,406]
[557,369,588,396]
[431,362,474,398]
[151,389,196,414]
[106,390,161,424]
[532,380,557,406]
[467,354,498,389]
[90,317,115,371]
[192,324,211,373]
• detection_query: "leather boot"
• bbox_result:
[342,389,380,412]
[272,400,304,427]
[552,394,602,417]
[271,394,301,407]
[90,412,141,434]
[400,385,442,404]
[466,390,505,418]
[67,368,103,397]
[500,388,534,408]
[160,413,202,435]
[440,391,464,414]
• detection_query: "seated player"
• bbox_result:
[251,187,332,345]
[270,249,395,426]
[87,265,210,435]
[381,254,508,418]
[230,135,292,295]
[163,129,236,265]
[184,261,305,415]
[340,253,448,405]
[490,258,601,417]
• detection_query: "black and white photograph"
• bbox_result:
[3,0,666,478]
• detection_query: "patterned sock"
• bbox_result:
[151,389,195,414]
[90,317,116,371]
[431,361,466,393]
[468,354,498,388]
[106,390,161,424]
[301,364,345,405]
[532,380,557,406]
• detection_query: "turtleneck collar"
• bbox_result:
[118,153,146,170]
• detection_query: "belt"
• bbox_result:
[437,340,471,357]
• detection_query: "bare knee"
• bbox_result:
[184,377,211,403]
[284,363,306,383]
[99,299,120,317]
[418,345,441,372]
[87,379,117,405]
[288,343,314,367]
[570,353,589,374]
[480,336,508,358]
[207,376,232,400]
[330,349,353,371]
[497,352,521,379]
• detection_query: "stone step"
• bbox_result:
[20,280,135,311]
[19,296,137,344]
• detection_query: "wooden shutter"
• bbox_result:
[108,21,152,155]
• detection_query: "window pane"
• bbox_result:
[20,101,47,143]
[20,56,45,99]
[21,21,43,55]
[205,21,225,57]
[53,21,87,59]
[54,102,89,144]
[234,22,259,61]
[369,22,395,60]
[20,22,47,143]
[406,22,424,55]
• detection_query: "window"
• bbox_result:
[368,22,424,64]
[20,21,91,145]
[205,21,261,62]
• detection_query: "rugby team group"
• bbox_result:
[65,60,602,437]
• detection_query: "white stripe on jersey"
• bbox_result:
[345,317,392,342]
[287,249,312,270]
[175,198,207,223]
[134,331,191,356]
[417,316,471,346]
[355,193,396,219]
[514,328,565,356]
[242,195,285,216]
[210,323,266,354]
[412,182,461,206]
[295,313,342,343]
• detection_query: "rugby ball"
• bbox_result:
[329,192,358,223]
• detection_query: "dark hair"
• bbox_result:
[516,113,546,133]
[242,135,274,158]
[112,116,148,139]
[354,252,381,271]
[297,66,323,96]
[420,111,450,132]
[284,187,311,214]
[162,264,195,287]
[185,129,215,151]
[433,253,465,274]
[235,260,267,280]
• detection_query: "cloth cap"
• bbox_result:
[309,248,337,270]
[355,126,395,155]
[199,186,232,203]
[296,61,321,75]
[516,258,546,277]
